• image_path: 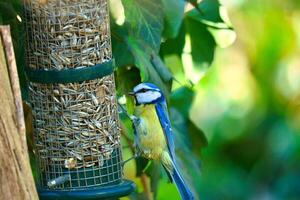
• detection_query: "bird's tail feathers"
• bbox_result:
[161,152,194,200]
[171,163,194,200]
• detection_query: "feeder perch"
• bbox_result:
[23,0,134,199]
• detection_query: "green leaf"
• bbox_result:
[169,108,202,199]
[207,27,236,48]
[170,86,195,118]
[111,23,134,67]
[161,0,185,38]
[187,119,208,151]
[163,55,187,90]
[126,37,172,95]
[149,162,162,199]
[186,0,198,6]
[185,18,216,67]
[160,23,186,57]
[183,0,235,73]
[150,54,173,83]
[170,86,207,150]
[187,0,236,48]
[122,0,164,52]
[188,0,226,27]
[135,158,162,199]
[0,2,17,20]
[135,157,151,177]
[115,65,141,95]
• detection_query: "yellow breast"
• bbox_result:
[134,104,166,160]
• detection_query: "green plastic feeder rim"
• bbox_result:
[38,180,135,200]
[25,60,115,84]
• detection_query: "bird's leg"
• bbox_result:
[122,152,140,166]
[118,102,132,120]
[117,103,141,126]
[130,115,140,126]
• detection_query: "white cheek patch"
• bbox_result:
[136,91,161,104]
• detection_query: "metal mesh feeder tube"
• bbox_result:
[23,0,134,199]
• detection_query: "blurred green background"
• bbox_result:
[188,0,300,199]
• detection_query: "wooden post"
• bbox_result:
[0,26,38,200]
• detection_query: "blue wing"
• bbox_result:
[155,102,176,160]
[156,102,194,199]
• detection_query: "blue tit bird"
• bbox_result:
[129,83,194,200]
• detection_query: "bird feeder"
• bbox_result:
[23,0,134,199]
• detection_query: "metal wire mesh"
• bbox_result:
[24,0,111,70]
[24,0,123,189]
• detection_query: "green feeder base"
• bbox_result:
[38,180,135,200]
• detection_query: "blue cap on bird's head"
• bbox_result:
[129,83,165,105]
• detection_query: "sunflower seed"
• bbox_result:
[64,158,77,169]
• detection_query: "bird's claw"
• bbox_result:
[130,115,140,125]
[122,152,139,166]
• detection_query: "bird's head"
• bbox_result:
[129,83,165,105]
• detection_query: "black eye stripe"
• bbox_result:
[138,88,147,93]
[136,88,160,94]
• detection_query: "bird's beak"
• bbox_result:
[127,91,135,96]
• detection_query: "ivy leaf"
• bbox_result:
[135,158,161,199]
[185,18,216,68]
[169,107,202,199]
[122,0,164,52]
[170,86,207,150]
[170,86,195,118]
[150,53,173,83]
[111,23,134,67]
[187,0,236,47]
[186,0,198,6]
[115,66,141,96]
[0,2,17,20]
[188,0,228,27]
[160,23,186,57]
[187,119,208,151]
[126,37,172,95]
[162,0,185,38]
